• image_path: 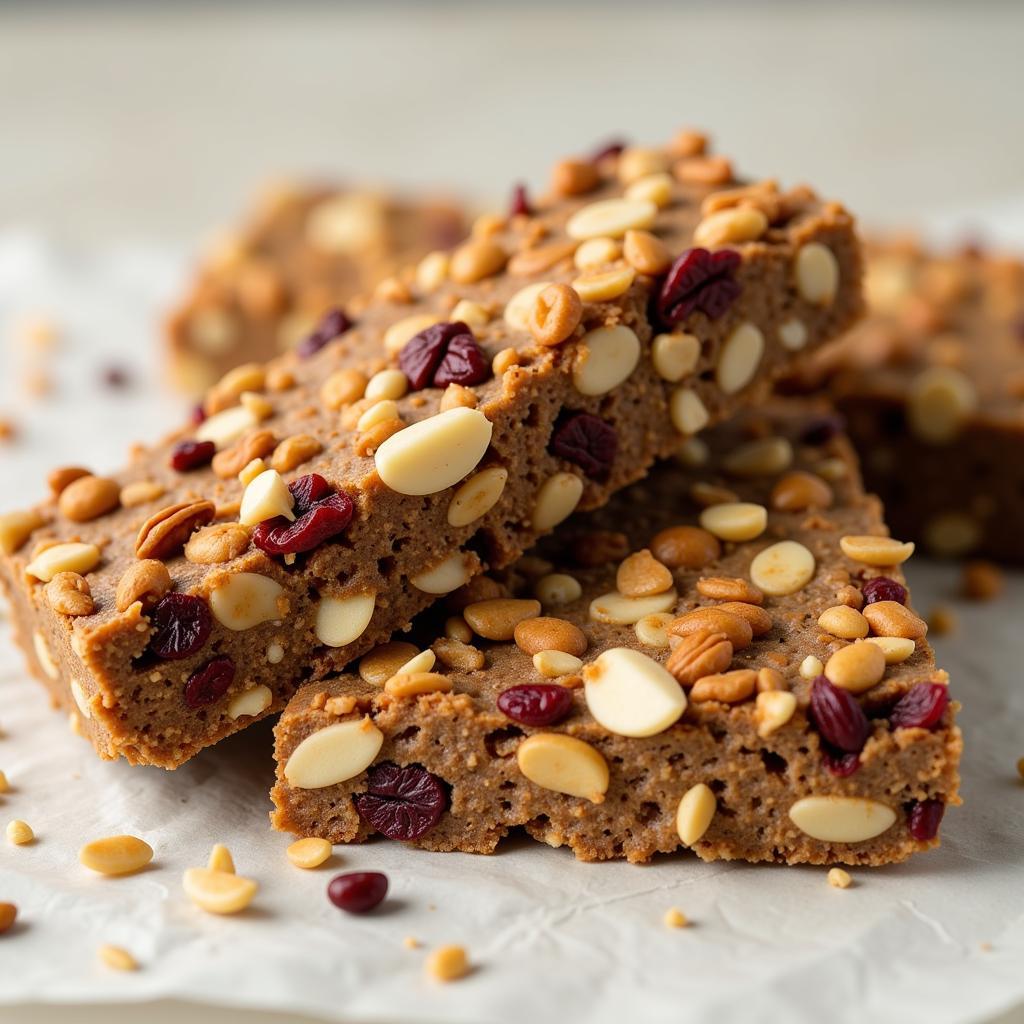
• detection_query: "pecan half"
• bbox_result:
[135,500,215,560]
[665,628,733,686]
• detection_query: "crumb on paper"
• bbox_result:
[663,907,689,928]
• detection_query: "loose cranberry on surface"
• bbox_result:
[590,138,626,163]
[889,682,949,730]
[549,413,618,479]
[907,799,945,841]
[148,594,212,660]
[821,746,861,777]
[809,676,871,754]
[296,307,353,359]
[354,762,447,842]
[862,576,908,606]
[252,473,354,556]
[184,655,235,709]
[509,183,531,218]
[398,321,490,391]
[656,247,742,328]
[327,871,388,914]
[169,439,215,472]
[497,684,574,727]
[101,365,130,389]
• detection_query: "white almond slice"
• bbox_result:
[583,647,686,738]
[314,593,376,648]
[210,572,284,630]
[410,552,475,595]
[25,542,100,582]
[589,589,677,626]
[750,540,816,596]
[788,796,896,843]
[864,636,916,664]
[532,473,584,531]
[566,197,657,240]
[676,783,717,846]
[33,631,60,679]
[572,325,641,396]
[227,684,273,720]
[516,733,609,803]
[284,716,385,789]
[447,467,508,527]
[375,407,492,496]
[195,404,259,450]
[70,678,92,719]
[239,469,295,526]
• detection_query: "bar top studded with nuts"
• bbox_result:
[794,239,1024,562]
[272,404,961,866]
[0,131,864,768]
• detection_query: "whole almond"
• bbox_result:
[47,465,90,496]
[616,549,674,597]
[135,500,215,560]
[513,616,588,657]
[58,475,121,523]
[115,559,172,612]
[551,159,600,197]
[271,434,323,473]
[449,240,507,284]
[716,601,773,637]
[862,600,928,640]
[668,607,753,650]
[666,628,733,686]
[696,576,764,605]
[689,668,757,703]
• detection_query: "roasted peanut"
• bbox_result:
[668,607,753,650]
[695,576,764,605]
[650,525,721,570]
[115,559,172,612]
[528,283,582,347]
[690,669,757,703]
[513,616,588,657]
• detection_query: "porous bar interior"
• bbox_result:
[166,185,467,392]
[272,405,960,866]
[0,131,864,768]
[797,238,1024,562]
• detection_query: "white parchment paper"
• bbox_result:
[0,232,1022,1024]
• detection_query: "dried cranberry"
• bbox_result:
[809,676,870,754]
[862,577,907,606]
[354,762,447,841]
[590,138,626,162]
[190,403,206,426]
[184,655,234,709]
[656,248,742,327]
[327,871,388,914]
[398,321,489,391]
[907,799,945,841]
[102,365,130,389]
[148,594,212,660]
[296,307,352,359]
[889,683,949,730]
[822,746,861,777]
[509,182,531,218]
[497,684,574,727]
[253,473,354,556]
[169,439,215,472]
[799,413,845,447]
[549,413,617,479]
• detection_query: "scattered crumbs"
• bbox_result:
[828,867,853,889]
[980,941,993,953]
[97,944,139,971]
[425,944,470,983]
[16,315,59,350]
[663,907,689,929]
[24,369,52,398]
[0,418,16,442]
[1016,756,1024,781]
[927,604,957,636]
[101,365,131,390]
[961,560,1004,601]
[402,935,421,950]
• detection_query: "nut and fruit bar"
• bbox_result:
[166,184,467,391]
[272,404,961,865]
[793,238,1024,562]
[0,131,864,768]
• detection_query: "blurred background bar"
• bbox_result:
[2,1,1023,246]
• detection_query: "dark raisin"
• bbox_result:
[809,676,870,753]
[656,247,742,327]
[169,440,215,472]
[497,684,574,727]
[799,413,845,447]
[549,413,617,479]
[509,183,531,218]
[907,799,945,841]
[862,577,908,606]
[821,745,861,777]
[327,871,388,914]
[296,307,352,359]
[398,321,489,391]
[288,473,333,514]
[148,594,212,660]
[183,655,234,709]
[354,762,447,841]
[889,682,949,730]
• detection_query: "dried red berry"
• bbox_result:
[862,576,907,606]
[398,321,489,391]
[809,676,870,754]
[497,684,574,727]
[889,682,949,730]
[149,594,212,660]
[799,413,845,447]
[184,655,234,709]
[549,413,617,479]
[822,746,861,777]
[509,182,531,218]
[190,403,206,426]
[907,799,945,841]
[327,871,388,914]
[590,138,626,163]
[354,762,447,841]
[656,248,742,327]
[253,474,354,556]
[102,365,130,389]
[297,307,352,359]
[170,439,215,472]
